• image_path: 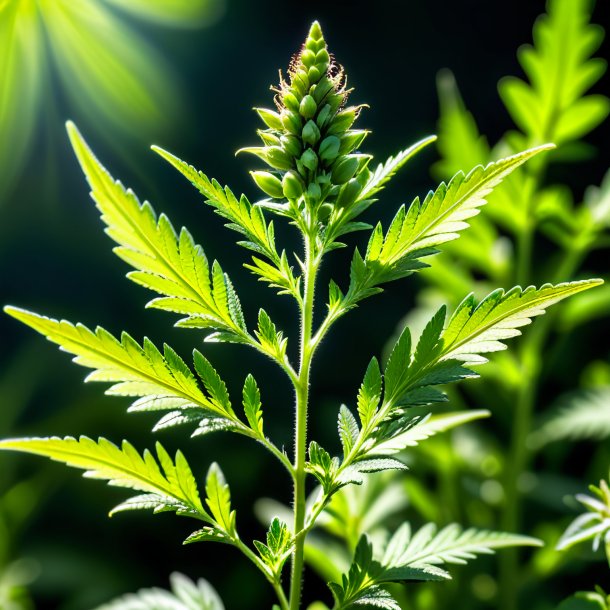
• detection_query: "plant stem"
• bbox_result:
[289,234,318,610]
[500,240,587,610]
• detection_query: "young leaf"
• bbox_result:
[0,437,208,519]
[67,123,248,341]
[204,462,236,536]
[253,517,293,575]
[356,357,382,428]
[337,405,359,458]
[3,307,238,429]
[94,572,225,610]
[242,374,264,437]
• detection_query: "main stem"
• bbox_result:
[289,234,318,610]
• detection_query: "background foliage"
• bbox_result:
[1,1,609,609]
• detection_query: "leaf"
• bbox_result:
[94,572,225,610]
[440,281,602,365]
[67,123,248,341]
[0,437,207,519]
[153,146,301,300]
[254,517,293,574]
[204,462,236,535]
[356,357,382,428]
[254,309,289,363]
[338,405,360,458]
[3,307,238,430]
[357,136,437,201]
[242,374,264,437]
[557,591,609,610]
[499,0,609,146]
[348,145,552,300]
[530,387,610,447]
[381,522,541,569]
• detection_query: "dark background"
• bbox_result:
[1,1,609,608]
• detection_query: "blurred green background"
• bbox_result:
[1,0,609,609]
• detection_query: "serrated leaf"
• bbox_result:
[93,572,225,610]
[242,374,264,437]
[357,357,382,428]
[382,522,540,569]
[4,307,238,431]
[338,405,360,458]
[254,517,293,574]
[348,145,552,301]
[67,123,247,340]
[0,437,207,519]
[440,281,602,364]
[205,462,236,536]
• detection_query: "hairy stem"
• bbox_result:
[289,235,318,610]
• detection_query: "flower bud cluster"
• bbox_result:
[244,21,371,225]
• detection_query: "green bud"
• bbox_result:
[280,134,301,157]
[326,93,345,112]
[315,49,330,66]
[299,95,317,119]
[302,120,321,145]
[308,66,321,82]
[301,49,316,67]
[256,108,283,130]
[308,21,323,42]
[328,108,358,134]
[336,178,362,207]
[300,148,318,171]
[318,136,340,163]
[307,182,322,201]
[292,71,309,96]
[316,104,332,129]
[282,171,305,200]
[258,131,280,146]
[312,77,333,103]
[283,91,300,113]
[265,146,293,170]
[318,202,333,221]
[339,130,369,154]
[251,171,284,199]
[281,111,301,135]
[331,156,359,184]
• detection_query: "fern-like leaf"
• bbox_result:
[67,123,248,340]
[94,572,225,610]
[0,437,208,519]
[4,307,240,432]
[348,145,552,302]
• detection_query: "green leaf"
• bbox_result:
[557,591,609,610]
[0,437,207,519]
[254,309,289,364]
[440,281,603,365]
[530,387,610,447]
[254,517,293,574]
[499,0,609,146]
[348,145,552,300]
[356,357,382,428]
[94,571,225,610]
[242,374,264,437]
[381,522,541,569]
[67,123,248,341]
[204,462,236,536]
[152,146,301,300]
[3,307,238,430]
[338,405,360,458]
